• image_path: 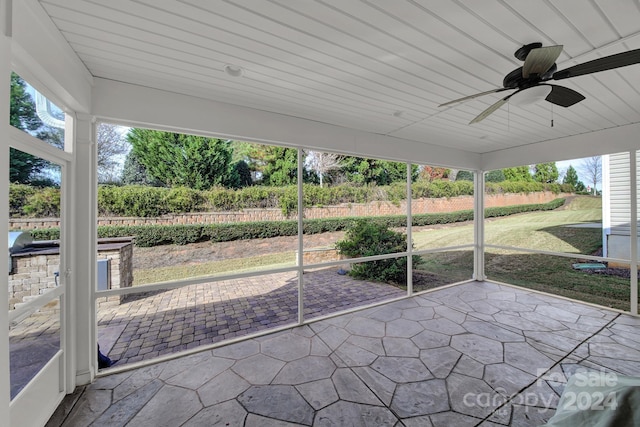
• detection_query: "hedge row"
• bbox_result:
[11,181,571,218]
[28,198,566,247]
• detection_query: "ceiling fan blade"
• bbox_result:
[522,45,563,78]
[438,88,509,107]
[469,93,514,124]
[544,84,585,107]
[552,48,640,80]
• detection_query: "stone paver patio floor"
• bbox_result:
[50,280,640,426]
[98,268,406,365]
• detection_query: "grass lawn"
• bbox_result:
[134,253,296,285]
[412,195,602,252]
[414,196,631,310]
[485,252,629,311]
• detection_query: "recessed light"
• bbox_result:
[224,64,244,77]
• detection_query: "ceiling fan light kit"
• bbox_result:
[508,85,552,107]
[440,43,640,124]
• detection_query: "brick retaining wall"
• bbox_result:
[9,192,568,230]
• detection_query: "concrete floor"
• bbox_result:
[48,281,640,426]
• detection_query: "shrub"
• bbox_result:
[456,170,474,181]
[29,228,60,241]
[134,224,205,246]
[485,198,565,218]
[165,187,204,213]
[98,185,169,217]
[280,186,299,216]
[485,181,564,195]
[203,187,240,211]
[236,186,281,209]
[485,170,505,182]
[22,187,60,217]
[335,219,421,284]
[9,183,38,216]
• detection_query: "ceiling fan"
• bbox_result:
[439,43,640,124]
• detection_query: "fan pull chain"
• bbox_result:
[551,104,554,127]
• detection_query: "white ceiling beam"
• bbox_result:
[91,77,481,170]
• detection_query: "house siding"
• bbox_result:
[608,152,637,236]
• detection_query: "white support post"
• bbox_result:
[0,0,12,419]
[473,170,486,281]
[630,151,638,315]
[69,113,97,385]
[297,148,304,324]
[601,155,611,258]
[406,163,413,296]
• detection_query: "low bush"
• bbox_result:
[22,187,60,217]
[485,197,566,218]
[204,186,283,211]
[165,187,205,213]
[485,181,567,195]
[335,219,421,284]
[9,184,38,216]
[29,228,60,241]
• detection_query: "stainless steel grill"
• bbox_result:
[8,231,33,274]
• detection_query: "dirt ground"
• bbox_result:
[132,226,464,294]
[132,231,347,270]
[131,224,461,270]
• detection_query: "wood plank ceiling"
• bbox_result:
[39,0,640,155]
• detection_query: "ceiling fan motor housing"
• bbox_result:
[503,63,557,89]
[514,42,543,61]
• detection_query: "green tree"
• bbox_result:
[121,149,163,186]
[562,165,586,193]
[230,140,260,180]
[127,129,237,190]
[485,170,505,182]
[10,73,40,131]
[232,160,253,188]
[502,166,533,182]
[260,146,299,186]
[340,157,417,185]
[9,73,57,183]
[533,162,559,183]
[456,170,474,181]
